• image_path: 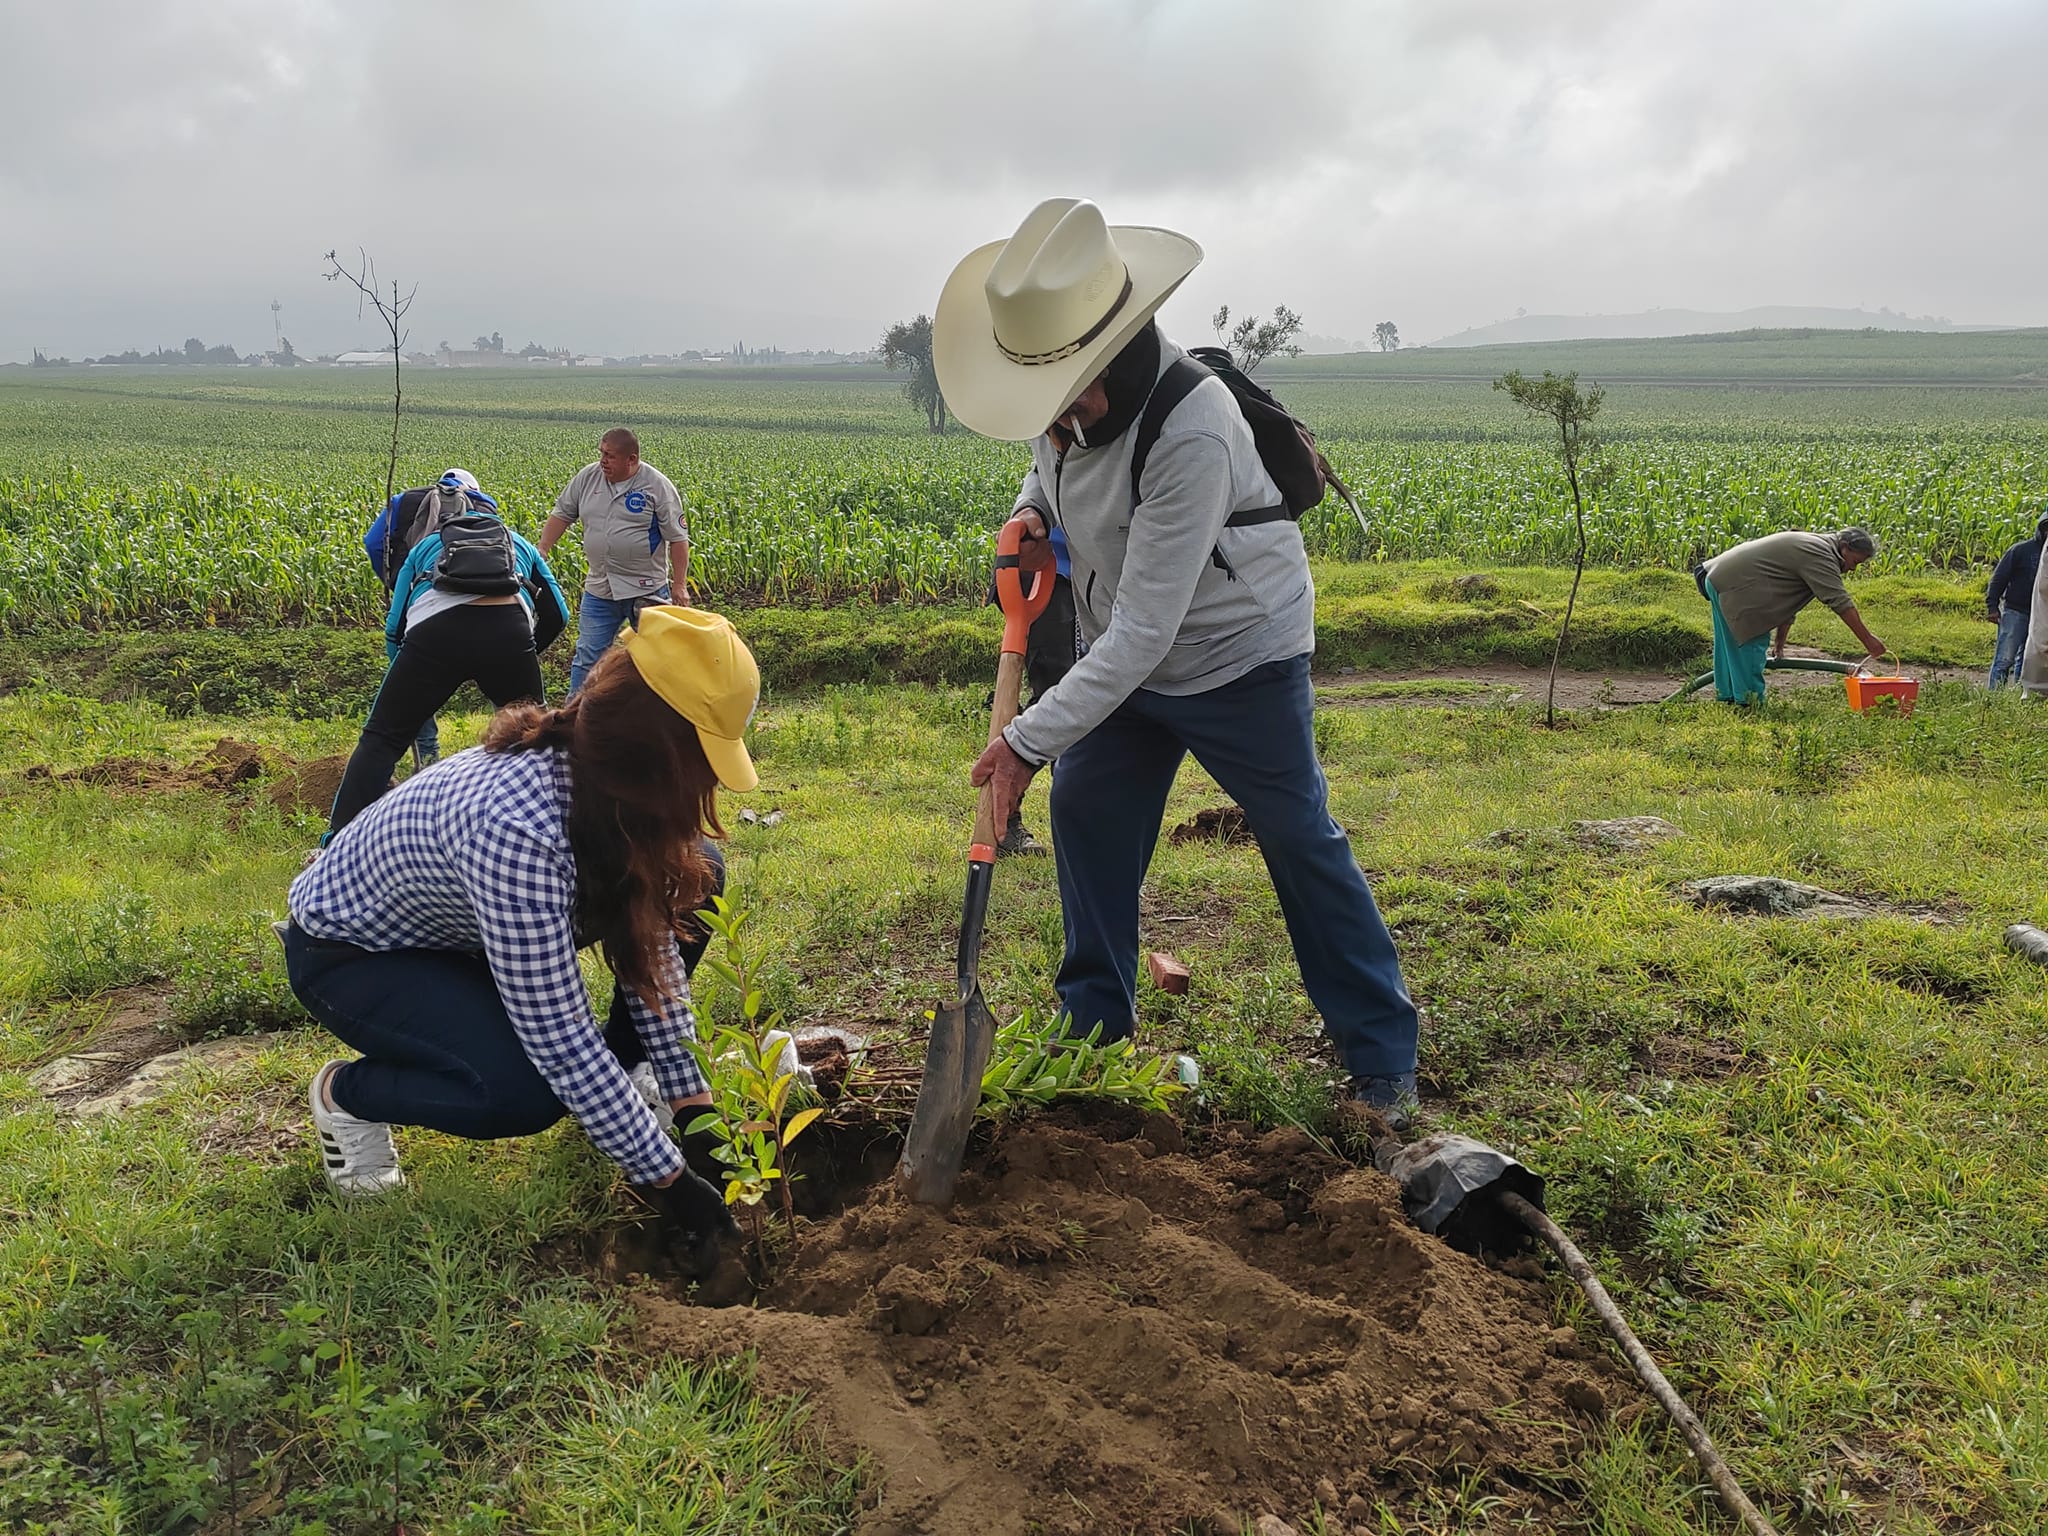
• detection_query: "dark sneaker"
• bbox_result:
[1349,1071,1420,1135]
[996,816,1047,858]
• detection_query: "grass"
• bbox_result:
[0,672,2044,1530]
[0,559,2002,723]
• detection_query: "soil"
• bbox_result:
[16,736,349,819]
[608,1106,1622,1535]
[1168,805,1255,848]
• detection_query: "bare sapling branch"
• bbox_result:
[324,248,418,509]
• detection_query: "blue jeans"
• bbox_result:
[1047,653,1419,1080]
[287,842,723,1132]
[568,588,669,696]
[1989,608,2028,689]
[1706,578,1770,705]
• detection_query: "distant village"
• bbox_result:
[25,337,881,369]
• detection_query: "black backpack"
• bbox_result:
[429,513,525,596]
[1129,348,1366,537]
[383,481,472,588]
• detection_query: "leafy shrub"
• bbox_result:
[166,918,308,1040]
[29,891,164,999]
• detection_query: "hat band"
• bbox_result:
[994,270,1135,366]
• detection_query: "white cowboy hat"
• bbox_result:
[934,197,1202,442]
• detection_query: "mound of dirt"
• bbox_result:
[267,754,349,817]
[1169,804,1256,848]
[622,1111,1619,1534]
[22,736,283,794]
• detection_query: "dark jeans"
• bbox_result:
[287,843,725,1133]
[328,604,544,837]
[1048,653,1419,1080]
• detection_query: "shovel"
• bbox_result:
[898,519,1052,1207]
[1377,1133,1781,1536]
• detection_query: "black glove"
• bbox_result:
[634,1165,741,1275]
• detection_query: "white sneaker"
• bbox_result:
[309,1061,405,1196]
[629,1061,676,1132]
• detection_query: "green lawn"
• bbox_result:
[0,671,2044,1532]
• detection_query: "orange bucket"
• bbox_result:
[1844,660,1919,716]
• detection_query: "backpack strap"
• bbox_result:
[1127,355,1286,528]
[1128,356,1208,507]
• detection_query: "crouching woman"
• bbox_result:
[282,607,761,1263]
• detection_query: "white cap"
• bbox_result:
[440,468,481,492]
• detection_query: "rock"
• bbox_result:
[29,1051,135,1095]
[1254,1517,1301,1536]
[68,1034,281,1117]
[2005,924,2048,967]
[1573,815,1682,851]
[1681,875,1875,921]
[1314,1477,1340,1508]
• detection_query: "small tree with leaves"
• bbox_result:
[1211,304,1304,373]
[1374,321,1400,352]
[1494,369,1610,728]
[325,248,417,510]
[880,314,947,433]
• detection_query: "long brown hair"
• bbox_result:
[485,647,724,1006]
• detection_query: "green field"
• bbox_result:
[1,335,2045,1533]
[2,328,2044,628]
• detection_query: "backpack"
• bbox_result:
[384,482,471,588]
[1129,348,1367,537]
[429,513,525,596]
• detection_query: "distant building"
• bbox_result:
[334,350,392,367]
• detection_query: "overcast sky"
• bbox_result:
[3,0,2042,362]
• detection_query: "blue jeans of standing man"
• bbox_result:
[1047,653,1419,1081]
[568,587,670,696]
[1988,608,2029,689]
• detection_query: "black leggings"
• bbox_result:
[329,604,544,836]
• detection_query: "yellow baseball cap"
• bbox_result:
[622,606,760,792]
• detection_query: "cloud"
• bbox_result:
[0,0,2041,360]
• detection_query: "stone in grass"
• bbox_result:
[1681,875,1875,921]
[1572,815,1683,851]
[2005,924,2048,967]
[45,1035,282,1117]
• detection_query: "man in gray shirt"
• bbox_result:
[538,428,690,694]
[934,197,1422,1128]
[1701,528,1885,704]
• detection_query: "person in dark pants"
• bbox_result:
[1984,510,2048,689]
[325,510,569,838]
[935,197,1422,1129]
[998,524,1076,857]
[361,468,493,766]
[285,609,763,1265]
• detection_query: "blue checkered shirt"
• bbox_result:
[288,745,698,1183]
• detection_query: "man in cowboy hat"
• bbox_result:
[935,197,1421,1127]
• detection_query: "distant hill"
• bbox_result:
[1427,307,2005,349]
[1261,327,2048,386]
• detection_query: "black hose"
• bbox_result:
[1665,656,1861,703]
[1501,1192,1782,1536]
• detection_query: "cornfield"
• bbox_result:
[0,368,2041,630]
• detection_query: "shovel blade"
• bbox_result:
[897,987,996,1207]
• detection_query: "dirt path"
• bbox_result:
[1317,649,1977,710]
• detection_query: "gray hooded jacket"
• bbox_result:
[1002,335,1317,766]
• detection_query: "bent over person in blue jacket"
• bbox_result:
[326,509,569,837]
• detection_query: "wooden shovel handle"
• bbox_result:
[971,649,1028,856]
